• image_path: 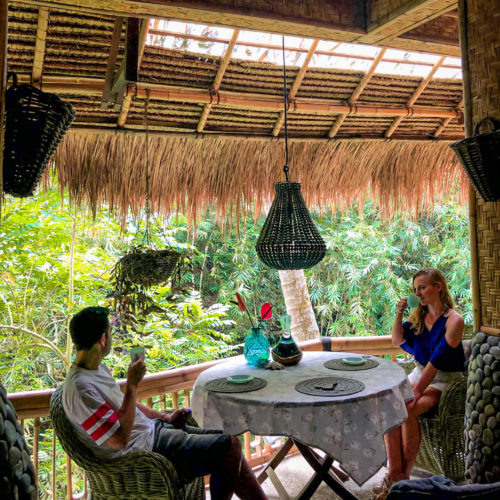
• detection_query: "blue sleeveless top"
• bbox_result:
[401,315,465,372]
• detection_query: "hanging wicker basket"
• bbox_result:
[450,118,500,202]
[113,246,181,288]
[3,72,75,197]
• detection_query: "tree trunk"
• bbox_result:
[279,269,319,342]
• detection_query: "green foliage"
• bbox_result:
[0,190,471,394]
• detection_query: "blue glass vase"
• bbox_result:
[244,326,270,367]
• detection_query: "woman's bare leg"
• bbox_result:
[402,388,441,478]
[384,425,405,481]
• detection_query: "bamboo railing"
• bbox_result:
[8,335,405,499]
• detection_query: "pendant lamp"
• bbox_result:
[256,38,326,270]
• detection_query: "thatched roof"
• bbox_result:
[6,1,468,220]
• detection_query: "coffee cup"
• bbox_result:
[407,294,421,309]
[129,346,145,361]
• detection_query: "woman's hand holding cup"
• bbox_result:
[396,298,408,315]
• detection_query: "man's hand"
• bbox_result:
[162,408,192,429]
[127,355,146,388]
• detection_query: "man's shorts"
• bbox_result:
[153,419,232,482]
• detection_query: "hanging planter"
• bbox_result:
[109,92,187,336]
[450,118,500,202]
[3,72,75,197]
[112,245,180,288]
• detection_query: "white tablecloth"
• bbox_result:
[192,351,413,485]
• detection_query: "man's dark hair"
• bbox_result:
[69,307,110,351]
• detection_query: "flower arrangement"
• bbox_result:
[234,292,273,329]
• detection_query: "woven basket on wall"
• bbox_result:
[3,72,75,197]
[450,118,500,202]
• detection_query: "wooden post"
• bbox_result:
[458,0,481,333]
[0,0,8,215]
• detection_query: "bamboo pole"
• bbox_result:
[433,98,464,137]
[0,0,8,217]
[101,17,124,108]
[272,39,319,137]
[385,55,445,138]
[328,47,386,139]
[33,417,41,480]
[196,29,239,133]
[458,0,480,332]
[117,18,151,126]
[67,125,462,142]
[32,8,49,86]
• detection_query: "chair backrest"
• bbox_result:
[50,385,106,471]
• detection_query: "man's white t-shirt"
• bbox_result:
[62,363,155,457]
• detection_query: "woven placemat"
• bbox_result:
[205,377,267,393]
[324,358,379,371]
[295,376,365,397]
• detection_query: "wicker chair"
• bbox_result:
[50,386,205,500]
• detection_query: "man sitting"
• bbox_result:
[63,306,267,500]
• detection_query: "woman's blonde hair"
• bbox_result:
[408,268,454,335]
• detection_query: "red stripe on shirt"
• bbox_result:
[90,411,119,442]
[81,402,113,431]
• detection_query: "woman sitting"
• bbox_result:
[374,268,465,500]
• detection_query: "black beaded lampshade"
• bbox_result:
[256,181,326,270]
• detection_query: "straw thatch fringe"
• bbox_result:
[54,131,468,225]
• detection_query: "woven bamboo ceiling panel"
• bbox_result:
[6,2,464,141]
[4,1,471,220]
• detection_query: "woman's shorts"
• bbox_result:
[153,419,232,483]
[407,361,464,392]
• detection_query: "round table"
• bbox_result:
[192,350,413,494]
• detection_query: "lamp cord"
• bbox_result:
[282,36,289,182]
[144,88,151,244]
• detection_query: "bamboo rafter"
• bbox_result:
[117,18,151,127]
[328,47,387,139]
[196,29,239,133]
[434,97,464,137]
[272,39,319,137]
[147,28,461,70]
[32,6,48,86]
[101,17,124,109]
[385,55,446,138]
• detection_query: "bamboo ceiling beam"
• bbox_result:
[117,18,152,127]
[272,39,319,137]
[328,47,386,139]
[385,55,445,138]
[35,76,464,120]
[107,18,141,109]
[433,98,463,137]
[101,17,124,109]
[32,7,49,86]
[67,126,463,142]
[15,0,460,56]
[359,0,457,45]
[196,29,239,133]
[15,0,364,42]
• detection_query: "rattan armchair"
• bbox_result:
[50,386,204,500]
[398,360,467,482]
